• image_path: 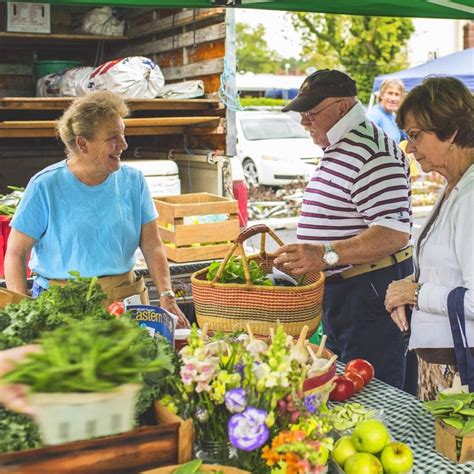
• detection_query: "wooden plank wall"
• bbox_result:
[0,5,229,192]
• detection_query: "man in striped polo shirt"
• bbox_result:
[274,70,413,389]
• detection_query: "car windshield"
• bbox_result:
[240,117,309,140]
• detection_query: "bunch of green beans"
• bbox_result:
[2,319,172,393]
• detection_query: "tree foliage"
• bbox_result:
[236,23,282,74]
[290,14,414,103]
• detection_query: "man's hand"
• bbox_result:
[160,296,191,328]
[273,243,325,275]
[0,345,41,415]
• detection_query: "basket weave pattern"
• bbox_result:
[191,225,325,337]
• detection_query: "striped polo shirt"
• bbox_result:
[297,102,412,266]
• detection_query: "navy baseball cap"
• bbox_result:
[282,69,357,113]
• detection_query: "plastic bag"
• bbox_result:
[157,80,205,99]
[36,67,94,97]
[82,56,165,99]
[82,6,125,36]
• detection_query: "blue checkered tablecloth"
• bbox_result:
[333,363,474,473]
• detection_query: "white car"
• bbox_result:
[236,111,323,187]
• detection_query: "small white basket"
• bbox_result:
[28,383,141,445]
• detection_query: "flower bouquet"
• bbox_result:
[162,323,337,472]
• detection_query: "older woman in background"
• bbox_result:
[5,90,190,328]
[385,77,474,400]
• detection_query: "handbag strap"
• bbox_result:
[447,287,474,392]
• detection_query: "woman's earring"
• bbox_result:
[449,145,454,151]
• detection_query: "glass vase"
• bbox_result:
[195,439,236,465]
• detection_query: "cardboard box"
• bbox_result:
[6,2,50,34]
[435,418,474,463]
[154,193,239,263]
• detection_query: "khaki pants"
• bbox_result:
[49,271,149,307]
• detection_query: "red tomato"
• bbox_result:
[345,370,365,392]
[345,359,375,385]
[329,375,355,401]
[107,301,125,317]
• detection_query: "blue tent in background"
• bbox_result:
[372,48,474,92]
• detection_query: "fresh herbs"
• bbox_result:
[207,257,272,286]
[2,319,172,393]
[424,392,474,436]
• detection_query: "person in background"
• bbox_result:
[368,78,406,142]
[274,69,413,389]
[385,77,474,401]
[5,90,190,328]
[0,345,40,414]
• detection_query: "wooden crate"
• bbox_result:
[0,402,193,473]
[435,418,474,463]
[154,193,239,263]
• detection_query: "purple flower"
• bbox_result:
[228,407,269,451]
[233,362,245,378]
[224,388,247,414]
[304,393,322,414]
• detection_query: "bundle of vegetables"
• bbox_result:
[0,186,24,216]
[0,273,176,452]
[206,256,272,286]
[2,318,172,392]
[424,392,474,436]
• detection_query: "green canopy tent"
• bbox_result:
[13,0,474,20]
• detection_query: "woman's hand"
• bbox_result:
[391,306,409,332]
[385,279,418,313]
[0,345,41,415]
[160,296,191,329]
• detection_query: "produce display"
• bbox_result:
[411,172,444,207]
[0,186,24,216]
[329,358,375,402]
[0,274,175,452]
[331,419,414,474]
[207,256,272,286]
[424,391,474,436]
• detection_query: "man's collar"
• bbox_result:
[326,102,366,146]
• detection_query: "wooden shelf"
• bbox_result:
[0,116,221,138]
[0,32,127,41]
[0,97,222,111]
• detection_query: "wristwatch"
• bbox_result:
[322,244,340,269]
[160,289,176,298]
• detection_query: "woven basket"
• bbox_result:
[191,224,325,337]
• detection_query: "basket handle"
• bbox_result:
[212,224,286,288]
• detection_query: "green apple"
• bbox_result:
[344,452,383,474]
[352,419,390,454]
[380,441,414,473]
[332,436,358,467]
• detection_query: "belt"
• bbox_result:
[325,247,413,284]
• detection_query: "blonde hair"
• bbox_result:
[56,90,129,153]
[397,77,474,149]
[379,78,405,101]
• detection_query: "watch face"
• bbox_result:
[324,251,339,267]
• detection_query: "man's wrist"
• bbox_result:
[160,289,176,298]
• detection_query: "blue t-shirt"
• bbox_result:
[12,161,158,279]
[367,103,405,143]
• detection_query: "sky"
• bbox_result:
[235,8,303,59]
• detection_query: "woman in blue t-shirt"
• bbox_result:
[4,90,190,328]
